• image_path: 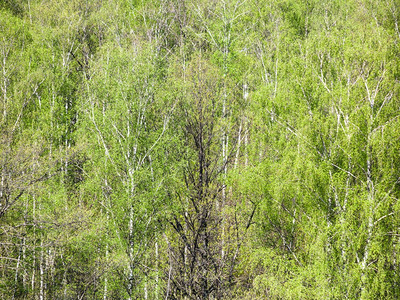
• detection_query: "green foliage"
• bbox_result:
[1,0,399,299]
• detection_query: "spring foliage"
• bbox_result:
[1,0,400,298]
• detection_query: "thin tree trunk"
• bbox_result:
[12,246,21,300]
[155,237,159,300]
[40,239,44,300]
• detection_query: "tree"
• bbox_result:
[163,56,243,299]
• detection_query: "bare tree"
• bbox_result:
[165,57,243,300]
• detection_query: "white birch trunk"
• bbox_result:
[12,248,21,300]
[128,204,134,300]
[360,75,381,296]
[103,214,109,300]
[62,252,67,300]
[2,48,8,121]
[155,238,159,300]
[40,239,44,300]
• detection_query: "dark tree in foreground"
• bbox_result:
[165,57,242,299]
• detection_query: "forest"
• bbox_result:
[1,0,400,299]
